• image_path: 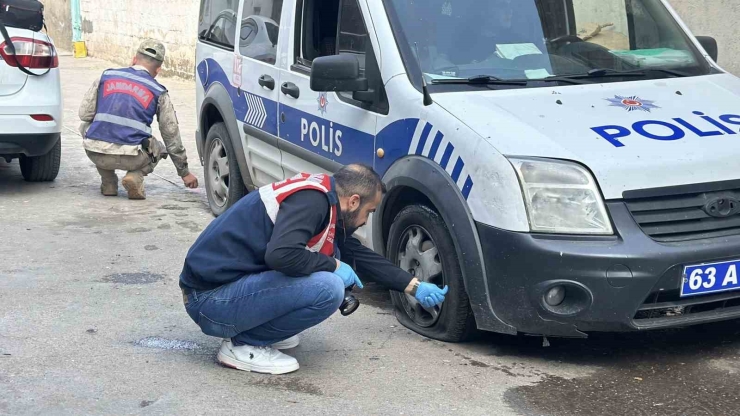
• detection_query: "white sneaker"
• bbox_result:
[217,340,299,375]
[270,335,300,350]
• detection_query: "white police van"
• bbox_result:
[195,0,740,341]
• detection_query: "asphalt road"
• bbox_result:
[2,56,740,416]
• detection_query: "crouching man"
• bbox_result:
[79,39,198,199]
[179,164,449,374]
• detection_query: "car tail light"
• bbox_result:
[31,114,54,121]
[0,37,59,69]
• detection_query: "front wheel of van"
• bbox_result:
[387,205,477,342]
[204,122,246,217]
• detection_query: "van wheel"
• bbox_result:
[204,122,246,216]
[20,138,61,182]
[387,205,477,342]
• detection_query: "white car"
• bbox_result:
[0,26,62,181]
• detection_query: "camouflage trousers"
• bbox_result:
[85,139,165,184]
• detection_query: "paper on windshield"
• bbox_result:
[610,48,696,67]
[496,43,543,60]
[524,69,552,79]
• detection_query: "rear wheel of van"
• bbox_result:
[20,139,61,182]
[387,205,477,342]
[204,122,246,216]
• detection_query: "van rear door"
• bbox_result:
[234,4,284,185]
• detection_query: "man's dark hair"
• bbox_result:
[136,52,163,70]
[334,164,386,204]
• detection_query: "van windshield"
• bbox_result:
[384,0,712,86]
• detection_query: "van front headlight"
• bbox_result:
[509,158,613,235]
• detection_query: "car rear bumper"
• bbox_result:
[0,133,60,157]
[479,201,740,337]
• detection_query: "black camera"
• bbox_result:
[340,284,360,316]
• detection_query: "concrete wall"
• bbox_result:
[44,0,73,51]
[78,0,200,79]
[669,0,740,75]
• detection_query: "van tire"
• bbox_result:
[387,205,477,342]
[20,138,61,182]
[204,122,246,216]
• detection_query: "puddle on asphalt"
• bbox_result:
[249,377,323,396]
[498,320,740,416]
[134,337,200,351]
[101,273,164,285]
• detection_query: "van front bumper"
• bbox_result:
[479,201,740,337]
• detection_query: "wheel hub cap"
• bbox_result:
[397,225,444,327]
[208,138,230,207]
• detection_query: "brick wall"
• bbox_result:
[78,0,200,79]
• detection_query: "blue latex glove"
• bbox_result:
[335,261,364,289]
[415,283,449,308]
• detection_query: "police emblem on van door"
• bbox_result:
[317,92,329,116]
[606,95,659,113]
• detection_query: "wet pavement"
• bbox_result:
[357,282,740,416]
[3,55,740,415]
[502,321,740,416]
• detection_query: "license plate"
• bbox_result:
[682,259,740,297]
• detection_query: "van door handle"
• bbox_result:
[258,74,275,90]
[281,82,300,99]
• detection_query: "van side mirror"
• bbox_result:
[310,55,369,93]
[696,36,719,62]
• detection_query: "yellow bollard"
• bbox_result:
[73,41,87,58]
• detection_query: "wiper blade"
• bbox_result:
[532,76,588,85]
[431,75,528,86]
[577,68,689,78]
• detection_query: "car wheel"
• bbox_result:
[20,138,61,182]
[388,205,477,342]
[204,122,246,216]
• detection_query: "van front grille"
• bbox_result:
[624,181,740,242]
[634,290,740,321]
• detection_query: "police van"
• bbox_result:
[195,0,740,341]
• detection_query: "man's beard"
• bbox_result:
[340,208,363,235]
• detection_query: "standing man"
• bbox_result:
[79,39,199,199]
[180,165,449,374]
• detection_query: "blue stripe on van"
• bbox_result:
[462,176,474,199]
[439,143,455,169]
[415,122,433,155]
[428,131,444,160]
[451,158,465,182]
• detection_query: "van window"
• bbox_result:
[296,0,387,113]
[297,0,374,69]
[238,0,283,65]
[384,0,712,88]
[337,0,368,72]
[198,0,239,49]
[298,0,340,65]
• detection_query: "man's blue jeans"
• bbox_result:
[184,271,345,347]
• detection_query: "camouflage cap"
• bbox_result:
[137,39,166,62]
